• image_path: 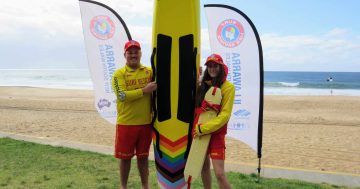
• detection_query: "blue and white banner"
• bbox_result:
[79,0,131,125]
[205,4,264,157]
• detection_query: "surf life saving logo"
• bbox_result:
[217,19,244,48]
[90,15,115,40]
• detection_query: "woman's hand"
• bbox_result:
[193,124,202,138]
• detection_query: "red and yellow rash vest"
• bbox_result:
[111,64,152,125]
[199,81,235,135]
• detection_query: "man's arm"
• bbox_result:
[112,70,157,102]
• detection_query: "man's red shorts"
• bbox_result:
[208,128,226,160]
[114,124,152,160]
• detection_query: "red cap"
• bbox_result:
[205,54,224,65]
[124,40,141,52]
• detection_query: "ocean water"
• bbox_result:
[265,71,360,96]
[0,69,93,90]
[0,69,359,96]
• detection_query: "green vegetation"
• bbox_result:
[0,138,355,189]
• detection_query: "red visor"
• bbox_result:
[205,54,224,65]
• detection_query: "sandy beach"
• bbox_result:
[0,86,359,175]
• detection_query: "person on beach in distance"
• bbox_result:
[112,40,157,189]
[194,54,235,189]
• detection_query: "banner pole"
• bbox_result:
[257,157,262,183]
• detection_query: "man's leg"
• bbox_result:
[212,159,231,189]
[201,155,212,189]
[137,158,150,189]
[135,125,152,189]
[119,159,131,189]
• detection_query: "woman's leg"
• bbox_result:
[212,159,231,189]
[201,155,212,189]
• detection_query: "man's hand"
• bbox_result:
[142,81,157,94]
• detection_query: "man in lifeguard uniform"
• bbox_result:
[112,40,157,189]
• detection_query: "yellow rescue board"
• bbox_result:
[151,0,200,188]
[184,86,223,182]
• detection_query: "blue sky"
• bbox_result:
[0,0,359,71]
[219,0,360,35]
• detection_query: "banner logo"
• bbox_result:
[233,109,251,119]
[97,98,111,109]
[217,19,244,48]
[90,15,115,40]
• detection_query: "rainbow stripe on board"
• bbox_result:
[153,134,188,188]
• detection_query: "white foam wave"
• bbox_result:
[278,82,300,87]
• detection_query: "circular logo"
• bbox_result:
[216,19,244,48]
[90,15,115,40]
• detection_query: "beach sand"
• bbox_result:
[0,86,359,175]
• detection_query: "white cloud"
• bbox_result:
[101,0,153,18]
[200,28,211,65]
[324,28,349,38]
[0,0,154,68]
[130,25,152,47]
[1,1,359,71]
[0,1,82,37]
[261,29,360,71]
[0,0,152,39]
